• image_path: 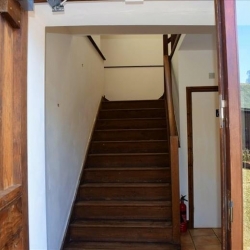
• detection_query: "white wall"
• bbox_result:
[193,92,221,227]
[102,35,164,100]
[171,35,186,134]
[175,49,218,219]
[28,16,48,250]
[45,32,104,249]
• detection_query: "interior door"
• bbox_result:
[193,92,221,228]
[0,3,29,249]
[215,0,243,249]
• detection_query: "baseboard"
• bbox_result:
[59,97,103,250]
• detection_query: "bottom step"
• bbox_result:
[64,241,180,250]
[69,220,172,242]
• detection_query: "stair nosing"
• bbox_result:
[100,108,165,112]
[97,116,167,120]
[91,140,169,144]
[70,220,172,228]
[97,117,166,121]
[75,200,172,207]
[80,183,170,188]
[102,99,164,103]
[94,128,168,132]
[88,153,169,157]
[84,167,170,171]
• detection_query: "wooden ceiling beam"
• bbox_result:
[0,0,21,28]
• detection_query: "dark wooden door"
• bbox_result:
[215,0,243,249]
[0,2,29,248]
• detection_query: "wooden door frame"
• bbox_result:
[214,0,243,249]
[186,86,219,229]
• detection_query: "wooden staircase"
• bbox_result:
[63,99,180,250]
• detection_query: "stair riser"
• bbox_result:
[101,100,165,110]
[64,242,180,250]
[78,186,171,201]
[73,205,172,220]
[99,109,165,119]
[69,227,172,242]
[83,169,170,183]
[96,119,167,130]
[89,141,168,154]
[86,154,169,168]
[93,129,168,141]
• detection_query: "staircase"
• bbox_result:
[63,99,180,250]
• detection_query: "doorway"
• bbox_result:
[186,86,220,229]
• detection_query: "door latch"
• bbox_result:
[229,200,234,222]
[219,94,227,128]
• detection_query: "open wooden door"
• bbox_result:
[0,1,29,248]
[215,0,243,249]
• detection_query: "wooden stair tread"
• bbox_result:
[88,153,169,156]
[70,220,172,228]
[91,140,168,143]
[100,107,165,111]
[95,128,167,132]
[75,200,172,207]
[84,167,170,171]
[97,117,166,121]
[81,183,170,188]
[64,241,179,250]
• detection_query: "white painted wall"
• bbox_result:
[28,15,47,250]
[102,35,164,100]
[193,92,221,228]
[176,49,218,219]
[171,35,186,134]
[92,35,101,50]
[45,32,104,249]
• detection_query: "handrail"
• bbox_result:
[164,53,180,244]
[170,34,181,60]
[164,55,178,137]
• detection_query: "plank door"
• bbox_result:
[215,0,243,249]
[0,2,29,249]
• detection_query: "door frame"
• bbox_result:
[186,86,219,229]
[214,0,243,249]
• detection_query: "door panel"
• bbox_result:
[215,0,243,249]
[193,92,221,228]
[0,7,28,249]
[235,2,250,249]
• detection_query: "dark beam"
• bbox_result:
[163,35,169,56]
[87,36,106,61]
[0,0,21,28]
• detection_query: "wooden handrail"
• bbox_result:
[164,53,180,244]
[170,34,181,60]
[164,55,178,137]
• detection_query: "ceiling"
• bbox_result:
[179,33,216,51]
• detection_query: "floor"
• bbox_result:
[181,228,221,250]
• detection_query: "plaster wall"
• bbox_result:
[176,50,218,219]
[45,32,104,249]
[102,35,164,100]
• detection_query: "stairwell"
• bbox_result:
[63,98,180,250]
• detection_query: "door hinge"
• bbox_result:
[229,200,234,222]
[219,94,227,128]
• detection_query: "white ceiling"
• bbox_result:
[34,1,215,34]
[179,33,216,51]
